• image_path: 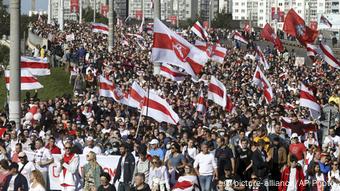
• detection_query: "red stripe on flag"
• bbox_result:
[320,44,340,67]
[208,83,224,98]
[21,62,49,69]
[93,25,108,31]
[160,66,186,77]
[5,77,38,83]
[99,82,113,91]
[186,57,204,75]
[153,33,173,50]
[144,98,177,124]
[300,91,318,102]
[213,49,225,57]
[193,24,207,40]
[130,89,144,102]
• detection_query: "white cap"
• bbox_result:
[149,139,159,145]
[291,133,299,139]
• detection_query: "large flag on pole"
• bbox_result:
[260,23,284,52]
[299,83,321,118]
[320,15,332,28]
[152,18,209,80]
[5,70,43,90]
[283,9,318,46]
[160,63,187,82]
[20,56,50,76]
[255,46,270,70]
[194,40,227,64]
[196,91,206,113]
[128,81,146,109]
[141,91,179,124]
[208,76,227,108]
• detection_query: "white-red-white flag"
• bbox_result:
[300,83,321,115]
[191,21,209,41]
[99,75,115,98]
[255,46,270,70]
[253,66,274,103]
[320,15,332,28]
[196,91,205,112]
[128,81,146,109]
[306,43,318,60]
[319,43,340,69]
[160,63,187,82]
[141,91,179,124]
[280,117,317,136]
[21,56,50,76]
[5,70,43,90]
[208,76,227,108]
[226,94,234,112]
[152,19,209,80]
[233,31,248,44]
[173,181,194,191]
[194,40,227,64]
[92,23,109,34]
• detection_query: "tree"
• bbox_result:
[0,0,10,36]
[0,44,9,66]
[83,8,112,24]
[211,10,239,29]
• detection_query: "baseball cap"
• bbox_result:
[149,139,159,145]
[291,133,299,140]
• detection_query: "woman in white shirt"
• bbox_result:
[182,139,198,163]
[148,156,170,191]
[328,161,340,191]
[29,170,46,191]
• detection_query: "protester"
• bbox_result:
[113,143,135,191]
[29,170,46,191]
[2,162,29,191]
[58,142,79,191]
[18,152,36,187]
[82,151,103,191]
[131,173,151,191]
[98,172,116,191]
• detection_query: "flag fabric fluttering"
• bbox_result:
[160,63,187,82]
[280,117,317,136]
[255,46,270,70]
[253,66,274,103]
[260,23,284,52]
[99,75,115,98]
[299,83,321,119]
[196,91,206,113]
[172,181,194,191]
[128,81,146,109]
[152,18,209,80]
[233,32,248,44]
[208,76,227,108]
[5,69,43,90]
[319,43,340,69]
[20,56,50,76]
[320,15,332,28]
[194,40,227,64]
[91,23,109,34]
[191,21,209,41]
[306,43,318,60]
[283,9,318,46]
[141,91,179,124]
[225,94,234,112]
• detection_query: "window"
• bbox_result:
[297,3,301,6]
[235,16,239,19]
[298,10,301,13]
[279,3,282,6]
[260,9,263,13]
[241,9,245,13]
[241,2,245,6]
[259,16,263,20]
[235,2,239,6]
[320,3,323,6]
[235,9,239,13]
[241,16,245,19]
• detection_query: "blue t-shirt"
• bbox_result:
[149,148,165,161]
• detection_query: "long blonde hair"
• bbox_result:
[31,170,46,188]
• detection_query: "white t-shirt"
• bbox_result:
[119,156,126,182]
[8,174,18,191]
[287,168,297,191]
[29,183,46,191]
[19,161,36,185]
[193,152,217,176]
[33,147,53,172]
[83,146,102,155]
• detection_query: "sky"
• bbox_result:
[3,0,48,15]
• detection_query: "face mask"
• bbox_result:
[166,144,171,150]
[112,147,118,152]
[220,132,225,136]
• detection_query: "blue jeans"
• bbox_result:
[199,175,213,191]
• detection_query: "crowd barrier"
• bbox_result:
[26,152,120,190]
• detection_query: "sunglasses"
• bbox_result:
[65,147,71,150]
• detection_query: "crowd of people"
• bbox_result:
[0,17,339,191]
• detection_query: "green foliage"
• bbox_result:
[83,8,113,24]
[179,18,196,29]
[0,45,9,66]
[0,0,10,36]
[211,10,240,29]
[0,67,73,106]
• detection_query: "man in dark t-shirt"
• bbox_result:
[215,137,235,179]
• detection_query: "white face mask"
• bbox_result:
[166,144,171,150]
[112,147,118,152]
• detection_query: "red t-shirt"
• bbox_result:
[289,143,306,160]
